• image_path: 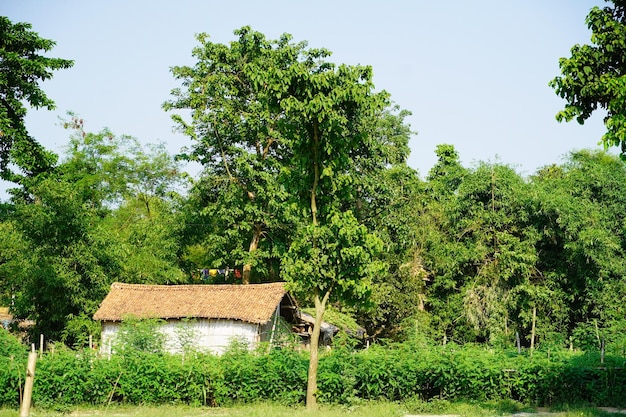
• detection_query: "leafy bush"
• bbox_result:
[0,329,27,407]
[114,316,166,355]
[0,328,26,358]
[1,342,624,409]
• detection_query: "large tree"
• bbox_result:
[421,148,542,345]
[0,17,72,184]
[164,27,295,284]
[530,150,626,349]
[167,27,411,409]
[550,0,626,155]
[278,58,392,409]
[8,120,186,344]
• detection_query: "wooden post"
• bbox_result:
[268,304,279,351]
[20,351,37,417]
[39,334,44,357]
[515,331,521,354]
[530,306,537,351]
[601,336,605,364]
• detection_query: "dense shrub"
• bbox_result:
[218,343,307,405]
[0,343,624,409]
[0,356,25,407]
[0,328,26,358]
[0,329,27,407]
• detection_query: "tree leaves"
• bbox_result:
[0,17,72,183]
[550,1,626,155]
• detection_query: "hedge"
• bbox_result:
[0,343,624,408]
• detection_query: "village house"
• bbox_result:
[93,282,300,355]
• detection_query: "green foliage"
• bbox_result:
[59,114,184,210]
[301,306,361,334]
[283,211,384,307]
[9,176,115,343]
[219,343,307,405]
[0,221,27,306]
[114,316,166,355]
[0,17,72,184]
[0,328,26,359]
[173,318,200,355]
[1,344,624,409]
[0,330,26,408]
[166,27,298,284]
[423,160,540,344]
[550,1,626,156]
[5,118,186,344]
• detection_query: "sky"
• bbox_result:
[1,0,611,200]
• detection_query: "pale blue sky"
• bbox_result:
[1,1,609,199]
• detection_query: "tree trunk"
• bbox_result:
[242,224,262,285]
[306,289,330,410]
[310,123,320,226]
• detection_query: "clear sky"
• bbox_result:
[1,0,610,200]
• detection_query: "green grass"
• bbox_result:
[0,402,406,417]
[0,402,624,417]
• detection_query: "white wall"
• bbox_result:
[100,319,261,355]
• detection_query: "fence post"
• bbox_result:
[530,306,536,352]
[19,351,37,417]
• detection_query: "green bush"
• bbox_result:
[1,342,624,409]
[0,329,26,358]
[0,329,27,408]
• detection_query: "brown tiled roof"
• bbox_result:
[93,282,288,325]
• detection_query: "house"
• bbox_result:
[0,306,35,333]
[93,282,299,355]
[0,307,11,329]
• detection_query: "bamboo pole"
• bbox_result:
[268,304,280,351]
[601,336,605,364]
[20,351,37,417]
[530,306,537,351]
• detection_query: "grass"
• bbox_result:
[0,402,406,417]
[0,401,623,417]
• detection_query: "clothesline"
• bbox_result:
[199,267,242,280]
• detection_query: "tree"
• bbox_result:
[276,42,399,409]
[164,27,296,284]
[7,120,186,344]
[168,27,409,408]
[10,176,115,344]
[0,17,73,183]
[354,164,427,342]
[0,217,28,307]
[422,153,542,345]
[59,115,183,211]
[550,1,626,156]
[282,212,384,408]
[530,150,626,348]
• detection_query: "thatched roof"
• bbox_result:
[0,307,11,323]
[93,282,289,325]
